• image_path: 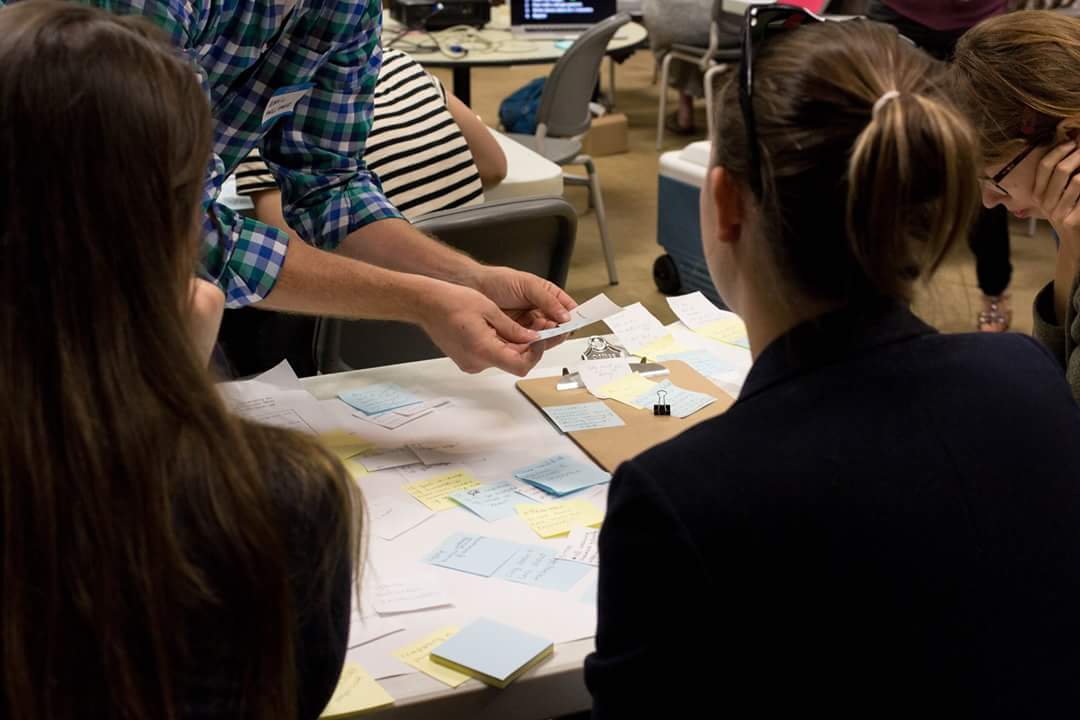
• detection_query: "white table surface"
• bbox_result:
[298,329,750,719]
[486,127,564,202]
[384,5,648,67]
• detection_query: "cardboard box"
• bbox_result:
[581,112,628,157]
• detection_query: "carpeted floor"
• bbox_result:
[430,49,1057,336]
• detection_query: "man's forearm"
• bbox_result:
[336,218,484,288]
[256,236,443,322]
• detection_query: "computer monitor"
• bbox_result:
[510,0,617,33]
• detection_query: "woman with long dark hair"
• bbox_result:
[0,3,362,718]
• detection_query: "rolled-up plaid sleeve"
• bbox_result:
[260,0,402,251]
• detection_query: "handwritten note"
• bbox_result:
[535,293,622,341]
[392,627,470,688]
[372,577,452,615]
[630,379,715,419]
[514,481,561,505]
[513,455,611,497]
[576,358,633,398]
[697,318,750,349]
[495,545,593,591]
[450,480,531,522]
[636,334,691,359]
[356,447,420,472]
[320,663,394,717]
[402,470,481,511]
[369,495,433,540]
[667,291,726,330]
[603,302,667,354]
[515,500,605,539]
[558,527,601,566]
[541,401,625,433]
[595,373,657,408]
[425,533,521,576]
[339,383,422,416]
[657,349,731,380]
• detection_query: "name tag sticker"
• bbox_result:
[261,83,313,128]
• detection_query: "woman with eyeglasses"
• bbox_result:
[953,10,1080,400]
[0,3,362,719]
[584,14,1080,719]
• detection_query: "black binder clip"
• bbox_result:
[653,389,671,416]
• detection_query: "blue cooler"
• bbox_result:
[654,141,725,308]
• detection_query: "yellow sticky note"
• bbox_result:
[320,663,394,718]
[402,470,481,512]
[317,431,375,461]
[515,499,605,539]
[636,334,691,358]
[596,373,656,408]
[342,456,370,481]
[393,627,469,688]
[696,318,749,347]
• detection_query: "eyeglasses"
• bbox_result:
[982,143,1036,199]
[739,4,825,200]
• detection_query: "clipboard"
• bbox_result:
[515,361,735,473]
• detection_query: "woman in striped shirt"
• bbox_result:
[235,48,507,226]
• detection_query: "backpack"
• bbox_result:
[498,78,546,135]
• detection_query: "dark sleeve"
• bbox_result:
[1033,280,1068,369]
[277,467,353,720]
[584,459,704,719]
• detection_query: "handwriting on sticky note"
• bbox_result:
[320,663,394,718]
[372,577,451,615]
[402,470,481,511]
[657,350,730,379]
[596,373,656,408]
[425,533,522,576]
[513,455,611,496]
[630,379,715,419]
[576,358,632,397]
[338,383,423,416]
[604,302,668,354]
[636,334,691,359]
[515,500,605,538]
[449,480,523,522]
[495,545,592,591]
[667,291,726,331]
[392,627,469,688]
[558,527,600,566]
[541,402,625,433]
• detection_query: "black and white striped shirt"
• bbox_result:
[235,49,484,220]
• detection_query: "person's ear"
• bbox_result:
[1057,116,1080,142]
[709,166,744,246]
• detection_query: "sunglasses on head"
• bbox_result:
[739,4,826,200]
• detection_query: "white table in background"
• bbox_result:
[300,330,750,720]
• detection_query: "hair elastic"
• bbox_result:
[872,90,901,117]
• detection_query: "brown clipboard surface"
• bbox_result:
[515,360,735,473]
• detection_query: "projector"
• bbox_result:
[390,0,492,30]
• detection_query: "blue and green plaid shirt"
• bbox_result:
[63,0,403,306]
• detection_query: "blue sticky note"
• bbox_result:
[630,379,715,419]
[425,533,522,577]
[338,383,422,416]
[431,618,552,686]
[495,545,592,592]
[541,402,625,433]
[513,455,611,497]
[449,481,531,522]
[657,350,731,380]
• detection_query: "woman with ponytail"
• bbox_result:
[586,14,1080,719]
[0,3,363,719]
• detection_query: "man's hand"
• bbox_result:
[417,281,553,376]
[471,266,577,329]
[188,278,226,367]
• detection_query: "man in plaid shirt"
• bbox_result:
[28,0,576,375]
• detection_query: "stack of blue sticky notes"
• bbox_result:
[513,455,611,497]
[338,383,421,415]
[430,618,554,689]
